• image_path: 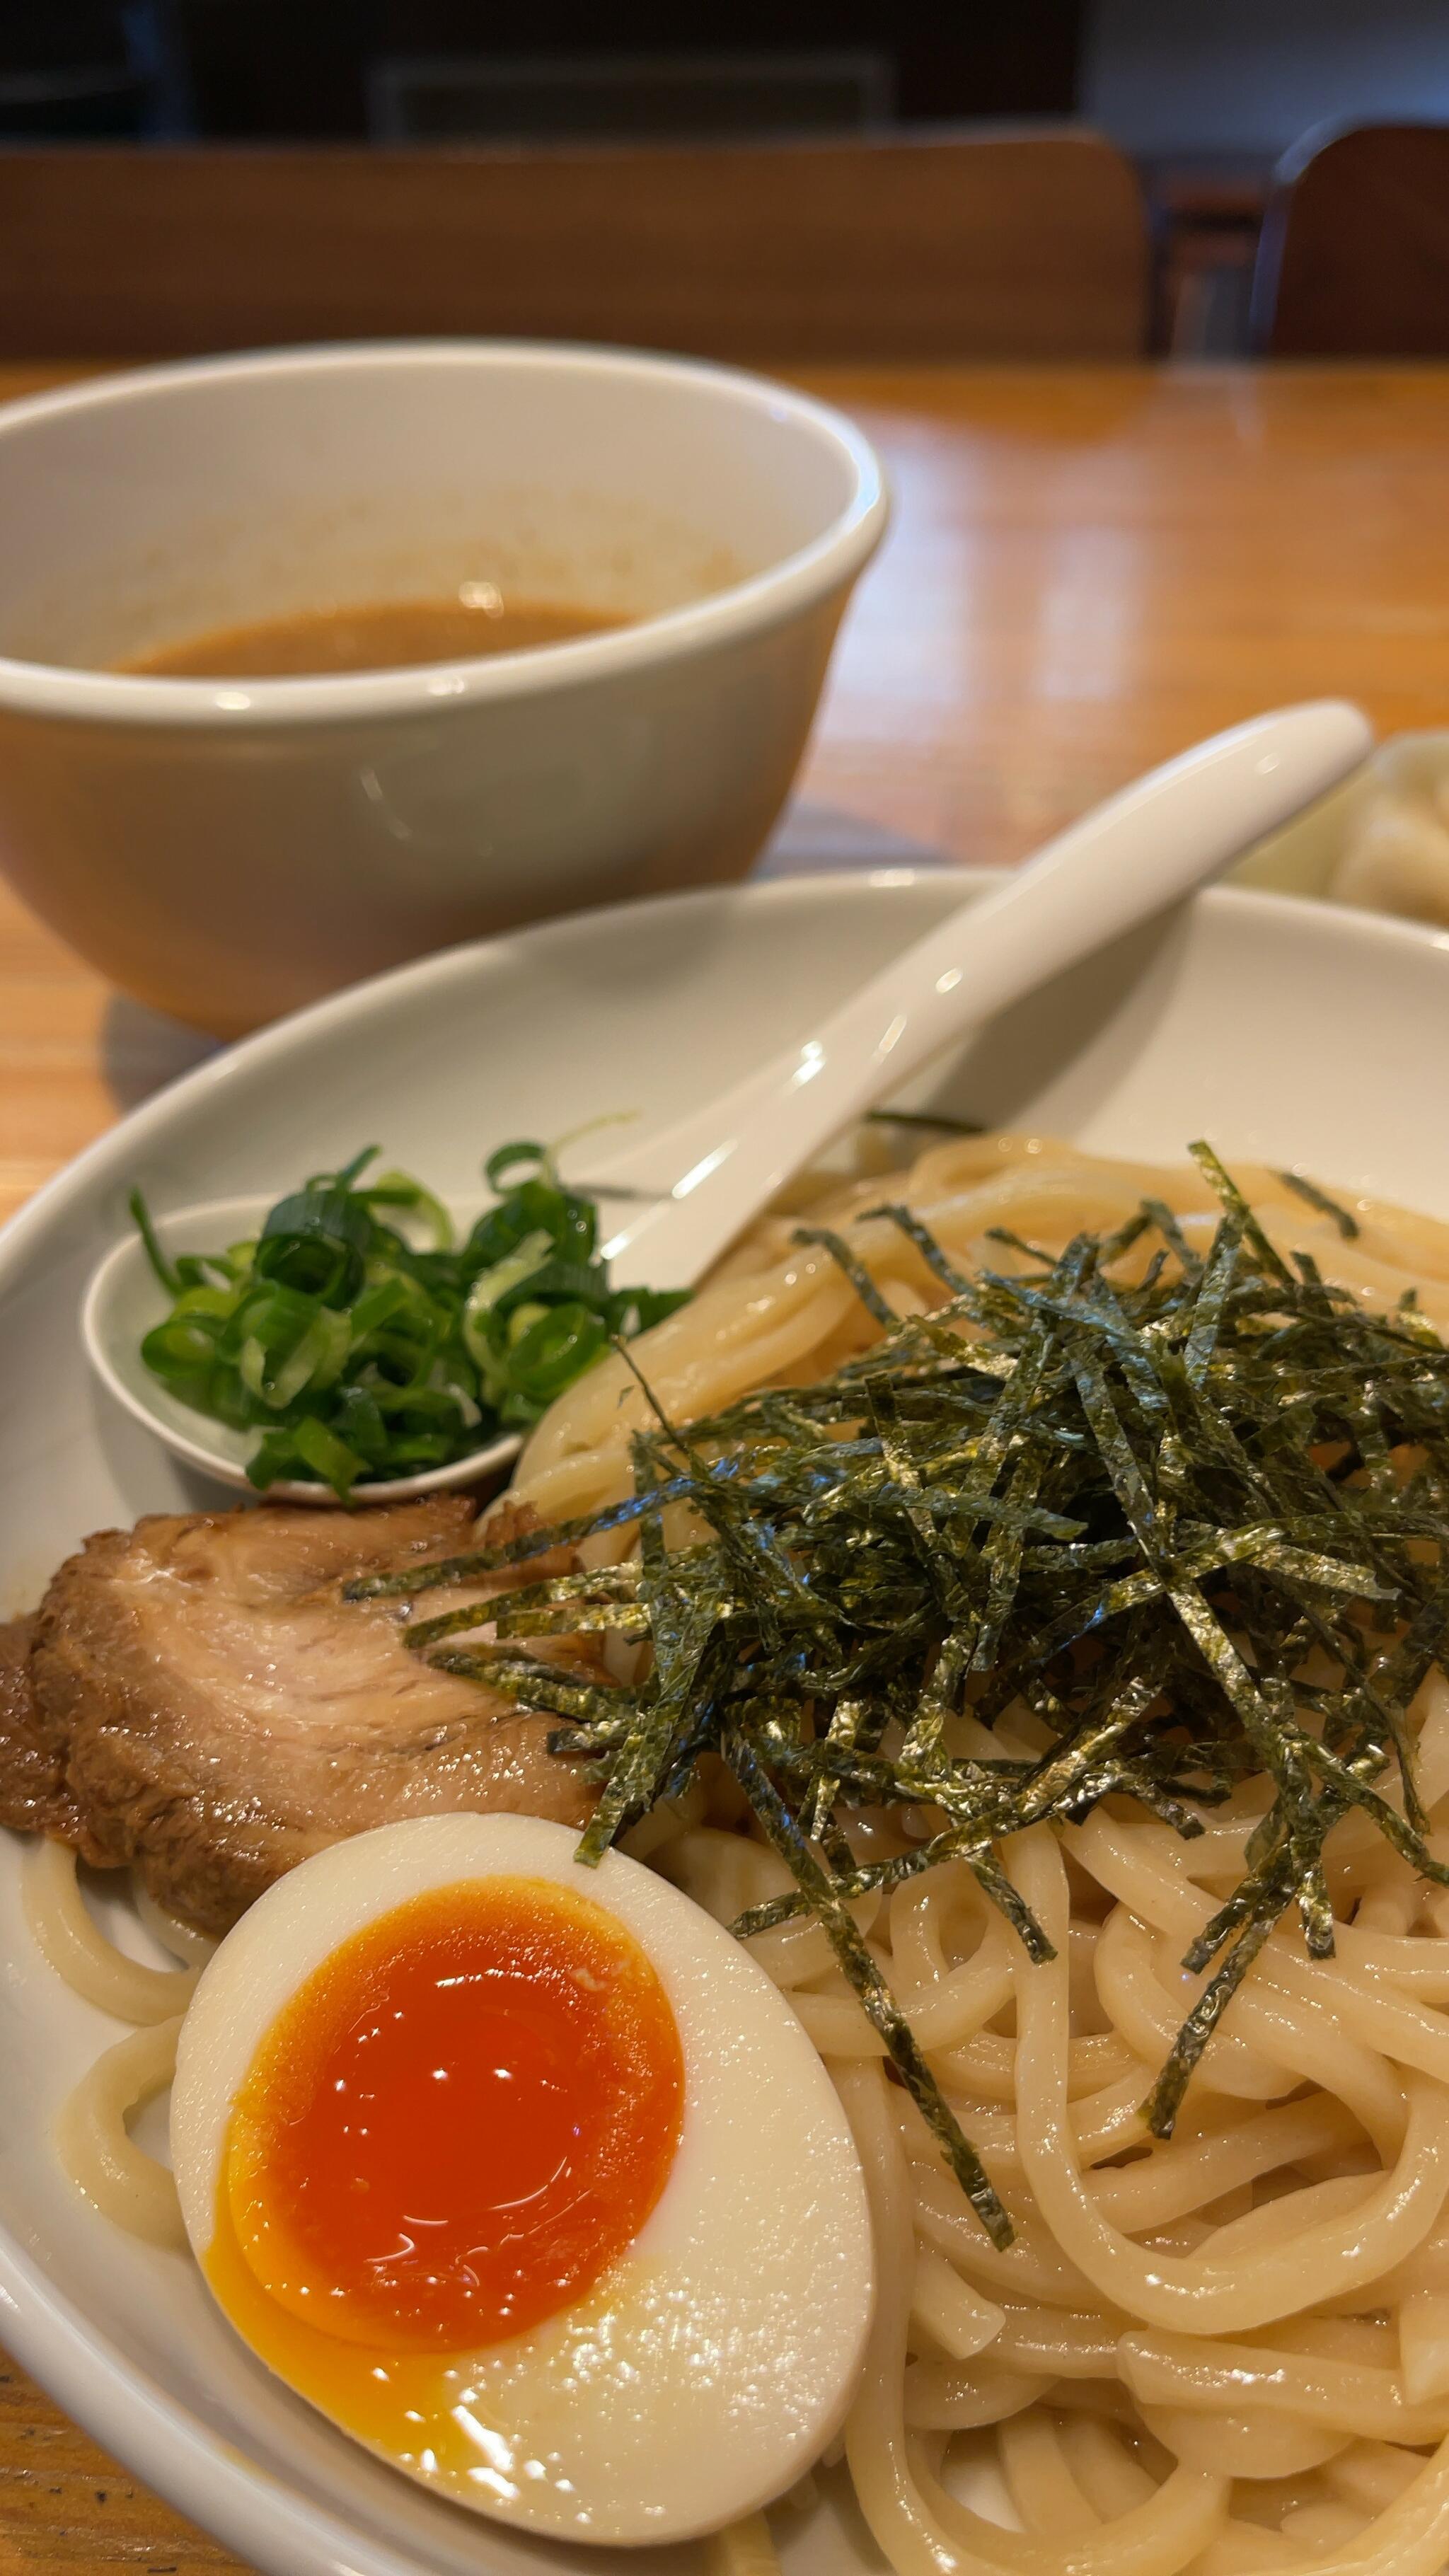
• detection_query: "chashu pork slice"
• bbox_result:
[0,1495,594,1936]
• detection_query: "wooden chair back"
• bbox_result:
[0,132,1148,362]
[1254,122,1449,357]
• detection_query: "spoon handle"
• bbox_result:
[591,700,1373,1290]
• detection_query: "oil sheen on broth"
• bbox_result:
[122,587,625,679]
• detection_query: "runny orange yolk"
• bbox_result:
[222,1876,685,2354]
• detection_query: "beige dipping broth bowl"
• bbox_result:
[0,342,887,1035]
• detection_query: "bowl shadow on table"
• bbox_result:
[102,993,219,1116]
[754,799,956,882]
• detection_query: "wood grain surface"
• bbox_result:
[4,356,1449,2568]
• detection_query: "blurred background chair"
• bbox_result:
[1083,0,1449,353]
[10,6,1449,363]
[1251,122,1449,355]
[0,130,1148,362]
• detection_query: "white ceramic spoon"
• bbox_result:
[81,698,1372,1503]
[589,699,1374,1286]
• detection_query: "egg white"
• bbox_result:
[171,1810,875,2548]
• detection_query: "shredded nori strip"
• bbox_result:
[364,1143,1449,2243]
[862,1109,987,1139]
[1276,1168,1361,1241]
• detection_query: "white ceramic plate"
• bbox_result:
[4,868,1449,2576]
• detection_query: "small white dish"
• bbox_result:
[1230,727,1449,923]
[4,869,1449,2576]
[81,1196,521,1504]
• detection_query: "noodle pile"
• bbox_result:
[40,1134,1449,2576]
[516,1136,1449,2576]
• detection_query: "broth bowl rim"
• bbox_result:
[0,338,889,728]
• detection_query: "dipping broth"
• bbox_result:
[121,588,626,679]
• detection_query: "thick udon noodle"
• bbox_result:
[28,1835,208,2244]
[38,1135,1449,2576]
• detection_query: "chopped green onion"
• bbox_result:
[129,1186,182,1297]
[132,1140,690,1501]
[461,1230,555,1365]
[361,1169,455,1251]
[249,1412,368,1498]
[484,1140,550,1192]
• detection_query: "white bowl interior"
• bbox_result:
[0,346,869,669]
[2,872,1449,2576]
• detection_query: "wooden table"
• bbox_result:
[4,356,1449,2565]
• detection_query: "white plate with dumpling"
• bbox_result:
[1230,726,1449,927]
[4,866,1449,2576]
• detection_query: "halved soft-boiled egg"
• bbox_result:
[171,1811,874,2546]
